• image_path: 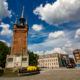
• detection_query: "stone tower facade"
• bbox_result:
[6,7,29,70]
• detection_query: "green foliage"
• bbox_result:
[0,41,10,67]
[4,70,18,75]
[28,51,39,66]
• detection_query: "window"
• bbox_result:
[75,54,79,57]
[22,58,27,62]
[8,58,13,62]
[76,57,80,60]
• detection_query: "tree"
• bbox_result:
[28,51,39,66]
[0,41,10,67]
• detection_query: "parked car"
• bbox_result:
[66,64,75,68]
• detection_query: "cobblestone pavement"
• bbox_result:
[0,68,80,80]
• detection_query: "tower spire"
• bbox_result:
[19,6,25,26]
[21,6,24,18]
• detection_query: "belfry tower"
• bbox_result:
[11,7,28,56]
[6,7,29,70]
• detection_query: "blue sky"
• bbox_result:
[0,0,80,56]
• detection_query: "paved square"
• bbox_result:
[0,68,80,80]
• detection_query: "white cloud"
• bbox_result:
[48,31,64,38]
[62,41,73,55]
[32,41,73,56]
[28,36,68,52]
[0,0,12,20]
[64,41,72,48]
[32,24,43,31]
[52,48,62,53]
[33,0,80,25]
[28,30,78,56]
[45,41,73,55]
[45,48,67,54]
[0,40,10,47]
[34,47,67,55]
[34,51,44,55]
[0,22,13,37]
[75,29,80,39]
[28,31,69,52]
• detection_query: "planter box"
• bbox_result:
[18,70,40,76]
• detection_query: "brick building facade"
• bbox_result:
[11,18,28,56]
[73,49,80,67]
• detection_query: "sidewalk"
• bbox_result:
[40,67,80,72]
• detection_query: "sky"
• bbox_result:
[0,0,80,57]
